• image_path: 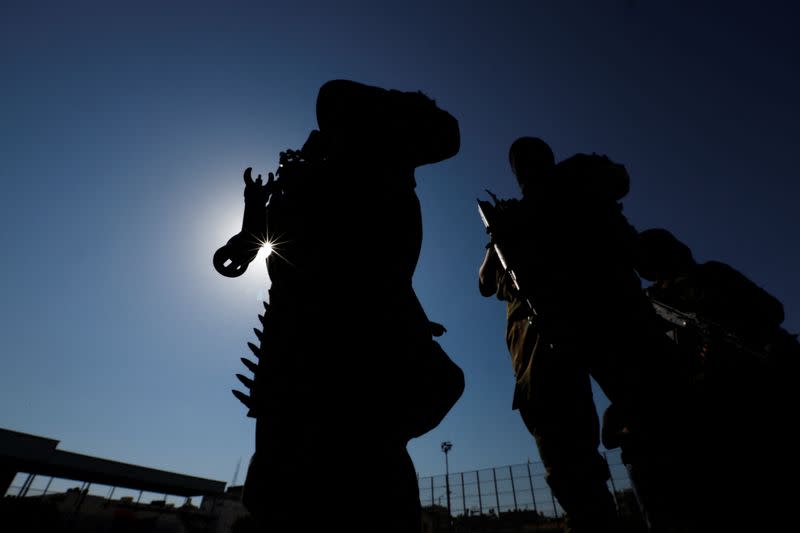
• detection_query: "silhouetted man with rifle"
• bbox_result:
[214,80,464,533]
[628,227,798,532]
[479,137,696,533]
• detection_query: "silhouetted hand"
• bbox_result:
[213,167,274,278]
[243,167,275,205]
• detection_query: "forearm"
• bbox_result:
[479,246,499,296]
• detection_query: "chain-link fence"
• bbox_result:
[4,472,197,506]
[2,474,225,533]
[417,449,636,519]
[4,449,640,532]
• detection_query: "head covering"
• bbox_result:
[315,79,460,167]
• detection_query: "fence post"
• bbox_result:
[461,472,466,515]
[509,466,518,510]
[526,462,538,513]
[492,467,500,514]
[476,470,483,515]
[41,477,54,498]
[18,473,35,497]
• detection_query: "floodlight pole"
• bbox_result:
[441,441,453,524]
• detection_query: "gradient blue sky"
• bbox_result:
[1,1,798,487]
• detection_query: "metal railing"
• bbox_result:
[417,449,635,519]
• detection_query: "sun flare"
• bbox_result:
[256,239,273,259]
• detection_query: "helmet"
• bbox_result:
[315,79,460,167]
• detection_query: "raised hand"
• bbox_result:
[213,167,272,277]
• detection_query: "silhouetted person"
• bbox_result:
[214,80,463,533]
[479,138,696,533]
[637,228,785,346]
[633,227,797,531]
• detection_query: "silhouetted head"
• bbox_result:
[508,137,555,196]
[315,79,460,168]
[635,228,696,282]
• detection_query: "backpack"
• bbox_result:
[555,153,630,202]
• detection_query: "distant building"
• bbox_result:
[1,427,231,532]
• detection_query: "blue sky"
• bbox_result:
[1,0,798,487]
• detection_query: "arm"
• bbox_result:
[479,245,499,297]
[213,168,273,278]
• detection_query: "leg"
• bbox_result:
[519,343,618,533]
[590,327,703,532]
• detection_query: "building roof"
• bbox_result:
[1,428,226,497]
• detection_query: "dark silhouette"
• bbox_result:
[478,138,695,533]
[214,80,464,532]
[627,227,798,531]
[637,228,786,346]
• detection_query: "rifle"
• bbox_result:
[477,190,537,319]
[649,298,770,364]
